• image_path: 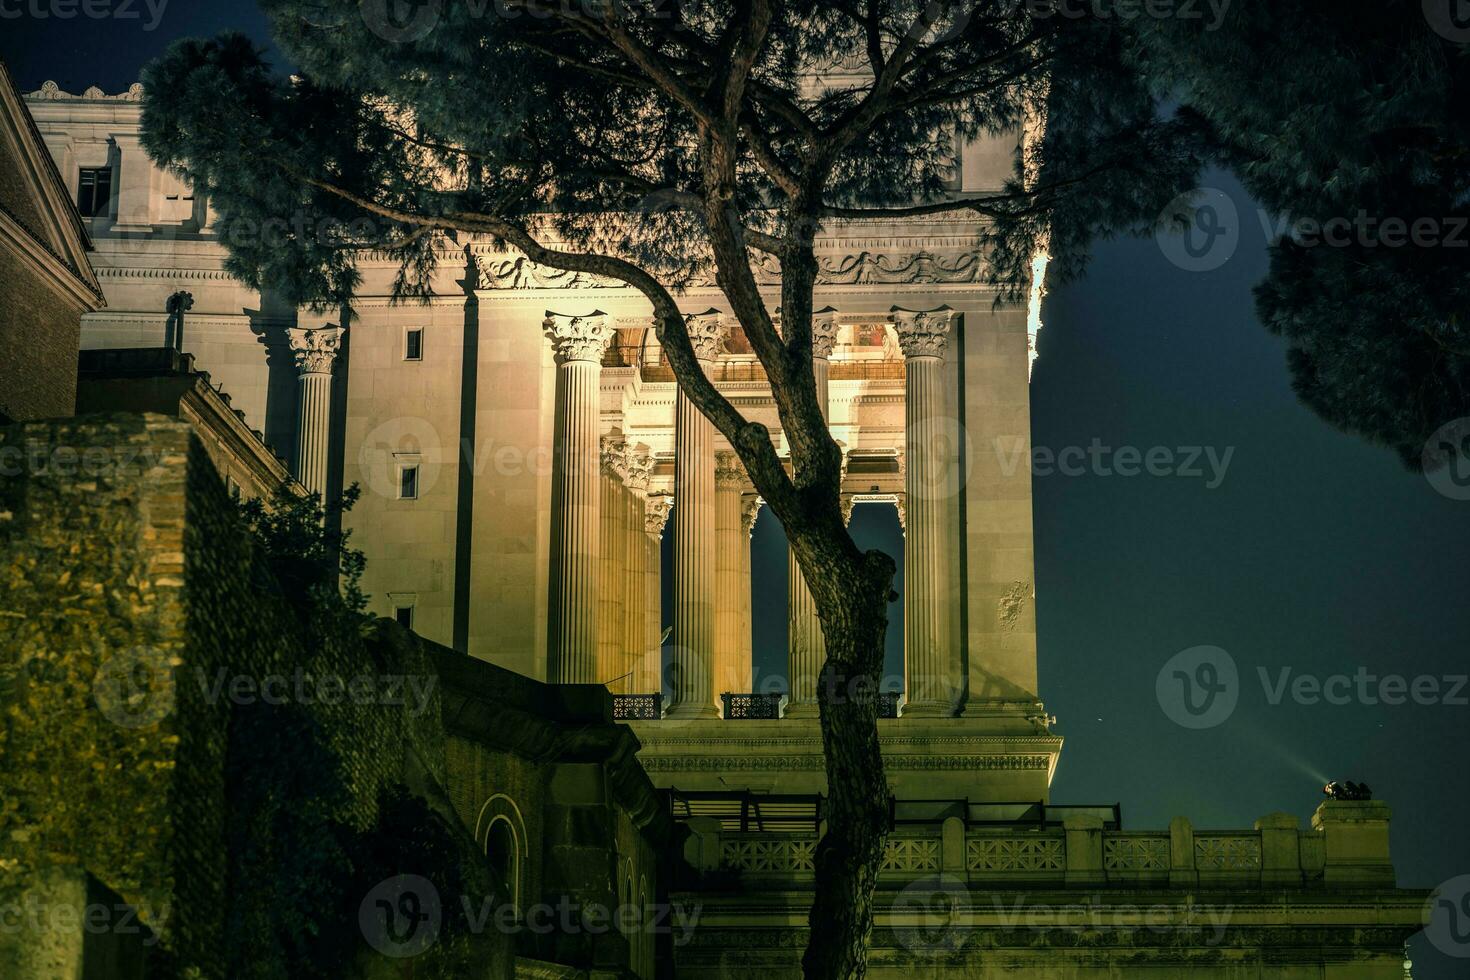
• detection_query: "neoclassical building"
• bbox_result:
[23,80,1428,977]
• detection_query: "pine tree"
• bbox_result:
[139,5,1198,975]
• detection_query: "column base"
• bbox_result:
[666,703,721,720]
[900,699,958,719]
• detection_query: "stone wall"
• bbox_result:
[0,413,669,980]
[0,255,83,422]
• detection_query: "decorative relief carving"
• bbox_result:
[286,325,343,375]
[477,249,985,290]
[881,838,941,873]
[28,80,144,101]
[1103,835,1170,872]
[1194,836,1263,871]
[639,754,1052,773]
[722,837,817,873]
[545,311,614,363]
[967,836,1065,872]
[893,307,956,359]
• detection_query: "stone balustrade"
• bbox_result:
[688,800,1396,889]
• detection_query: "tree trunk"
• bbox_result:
[800,548,896,980]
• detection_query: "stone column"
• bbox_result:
[287,325,343,497]
[641,495,672,695]
[786,309,838,717]
[545,312,614,684]
[667,311,725,718]
[713,451,747,706]
[598,434,628,687]
[740,494,762,692]
[623,448,652,693]
[895,307,958,716]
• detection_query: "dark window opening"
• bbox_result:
[399,464,419,500]
[394,605,414,629]
[77,167,113,218]
[405,328,424,361]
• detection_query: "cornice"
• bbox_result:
[26,80,144,102]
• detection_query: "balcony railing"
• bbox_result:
[721,692,785,719]
[612,693,662,720]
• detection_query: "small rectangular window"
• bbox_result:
[77,167,113,218]
[404,328,424,361]
[399,464,419,500]
[394,605,414,629]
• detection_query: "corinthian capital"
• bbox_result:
[811,306,839,359]
[645,494,673,535]
[599,433,628,481]
[671,308,726,361]
[625,445,653,493]
[892,306,956,359]
[715,450,747,490]
[741,494,763,537]
[287,325,343,375]
[545,310,614,363]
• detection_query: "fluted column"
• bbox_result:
[598,434,629,687]
[287,325,343,496]
[545,311,614,684]
[786,308,839,716]
[713,451,747,708]
[623,448,652,693]
[896,307,959,716]
[667,311,725,718]
[641,495,672,695]
[740,494,761,694]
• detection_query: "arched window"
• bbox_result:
[474,794,527,912]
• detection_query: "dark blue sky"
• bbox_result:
[6,11,1465,976]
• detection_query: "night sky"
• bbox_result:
[6,11,1468,976]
